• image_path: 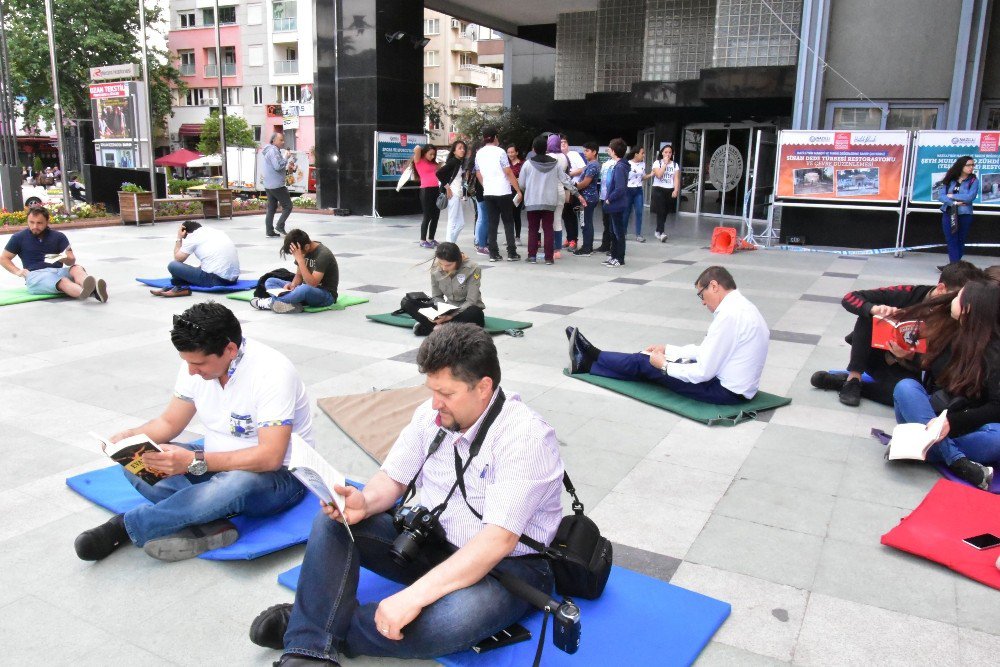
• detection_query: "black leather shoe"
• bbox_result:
[273,655,339,666]
[266,232,281,238]
[250,603,293,650]
[810,371,847,391]
[75,514,128,561]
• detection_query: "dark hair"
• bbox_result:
[936,156,976,188]
[625,146,642,161]
[608,138,627,159]
[661,144,674,158]
[938,260,983,290]
[984,265,1000,283]
[938,280,1000,398]
[583,141,599,153]
[505,144,520,160]
[420,144,436,160]
[281,229,312,257]
[434,241,463,267]
[26,205,49,221]
[181,220,202,234]
[449,139,468,159]
[531,134,548,156]
[482,125,499,142]
[695,266,737,290]
[559,133,569,141]
[170,301,242,356]
[417,323,501,388]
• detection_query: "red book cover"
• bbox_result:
[871,315,927,353]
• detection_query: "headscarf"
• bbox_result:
[546,134,561,154]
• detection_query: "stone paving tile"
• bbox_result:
[769,329,822,345]
[821,271,859,278]
[527,303,583,315]
[612,543,682,582]
[799,294,843,304]
[608,277,651,285]
[350,284,397,293]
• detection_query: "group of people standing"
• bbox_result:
[407,128,680,268]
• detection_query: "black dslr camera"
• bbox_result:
[390,505,445,565]
[552,600,581,654]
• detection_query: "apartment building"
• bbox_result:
[166,0,314,156]
[422,9,504,145]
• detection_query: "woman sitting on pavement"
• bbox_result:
[399,242,485,336]
[892,279,1000,489]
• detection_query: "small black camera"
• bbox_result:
[390,505,445,565]
[552,600,581,654]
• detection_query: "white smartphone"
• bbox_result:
[962,533,1000,550]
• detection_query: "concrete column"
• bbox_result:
[947,0,991,129]
[791,0,830,130]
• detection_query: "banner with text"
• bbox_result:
[775,131,908,203]
[375,131,428,183]
[910,131,1000,207]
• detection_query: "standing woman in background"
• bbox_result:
[412,144,441,249]
[547,134,570,259]
[937,156,979,263]
[437,140,469,244]
[648,144,680,243]
[624,146,646,243]
[507,145,524,244]
[467,144,489,255]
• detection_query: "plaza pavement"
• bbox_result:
[0,210,997,665]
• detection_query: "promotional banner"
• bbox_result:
[90,81,150,169]
[775,130,908,203]
[375,131,428,183]
[910,131,1000,206]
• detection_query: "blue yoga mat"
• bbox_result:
[66,465,321,560]
[278,564,730,666]
[827,370,875,383]
[136,277,258,293]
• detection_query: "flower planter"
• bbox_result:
[202,189,234,219]
[118,191,154,225]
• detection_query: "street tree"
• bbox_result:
[450,106,538,154]
[197,112,256,155]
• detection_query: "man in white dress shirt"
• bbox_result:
[567,266,770,404]
[249,323,564,666]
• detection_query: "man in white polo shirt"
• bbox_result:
[475,126,523,263]
[74,302,314,562]
[151,221,241,297]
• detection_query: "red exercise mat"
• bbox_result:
[881,479,1000,590]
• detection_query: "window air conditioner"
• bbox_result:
[451,19,460,29]
[206,97,219,106]
[169,132,180,141]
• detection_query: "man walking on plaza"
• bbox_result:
[475,126,523,262]
[262,132,295,238]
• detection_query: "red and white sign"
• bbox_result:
[89,63,139,81]
[980,133,1000,153]
[89,82,130,99]
[834,133,851,151]
[399,134,409,148]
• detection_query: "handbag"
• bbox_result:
[436,190,449,210]
[930,388,969,414]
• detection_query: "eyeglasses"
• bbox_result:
[696,286,707,301]
[172,314,205,332]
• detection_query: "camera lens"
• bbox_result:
[389,531,422,566]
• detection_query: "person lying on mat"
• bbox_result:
[250,324,564,665]
[810,261,982,407]
[1,205,108,302]
[892,279,999,490]
[399,242,485,336]
[567,265,769,405]
[251,229,339,314]
[73,302,313,562]
[151,221,241,297]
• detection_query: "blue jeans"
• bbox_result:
[591,351,747,404]
[625,187,644,236]
[607,209,628,263]
[25,266,71,294]
[942,212,973,263]
[264,277,336,308]
[168,260,237,288]
[580,200,597,251]
[283,511,554,662]
[474,200,488,248]
[893,379,1000,466]
[122,442,306,546]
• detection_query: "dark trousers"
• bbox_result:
[526,210,555,261]
[401,297,485,336]
[512,202,522,238]
[942,212,973,263]
[845,317,920,406]
[265,186,293,234]
[484,194,516,258]
[420,188,441,242]
[597,205,613,250]
[562,202,578,242]
[592,351,747,404]
[607,209,627,263]
[580,201,597,251]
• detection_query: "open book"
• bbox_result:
[640,344,695,363]
[267,288,292,298]
[886,410,948,461]
[872,315,927,354]
[287,434,354,540]
[89,432,168,485]
[44,251,69,264]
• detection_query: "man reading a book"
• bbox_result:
[250,229,339,314]
[566,266,769,404]
[150,221,241,297]
[249,324,564,666]
[810,260,982,407]
[1,206,109,302]
[73,302,314,562]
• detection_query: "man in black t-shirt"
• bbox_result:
[810,261,982,407]
[251,229,338,314]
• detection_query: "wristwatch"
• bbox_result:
[660,359,669,376]
[187,450,208,476]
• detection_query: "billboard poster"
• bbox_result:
[775,130,908,203]
[375,131,429,183]
[910,131,1000,206]
[90,81,149,168]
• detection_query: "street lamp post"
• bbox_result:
[43,0,71,212]
[214,0,227,186]
[138,0,158,196]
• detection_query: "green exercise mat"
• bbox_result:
[227,290,369,313]
[366,312,533,335]
[0,287,65,306]
[565,370,791,426]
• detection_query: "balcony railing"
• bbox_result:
[179,64,195,76]
[273,17,296,31]
[204,63,236,77]
[274,60,299,74]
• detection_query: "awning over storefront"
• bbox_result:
[178,124,204,137]
[154,148,203,167]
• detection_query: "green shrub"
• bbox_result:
[120,182,148,193]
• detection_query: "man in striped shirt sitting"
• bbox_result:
[251,324,565,666]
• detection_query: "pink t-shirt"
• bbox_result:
[414,158,439,189]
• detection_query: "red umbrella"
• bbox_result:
[154,148,204,168]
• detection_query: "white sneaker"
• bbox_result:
[250,297,273,311]
[605,258,622,267]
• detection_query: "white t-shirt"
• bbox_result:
[627,160,645,188]
[565,150,586,183]
[652,160,679,189]
[180,227,240,281]
[475,144,512,197]
[173,338,315,465]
